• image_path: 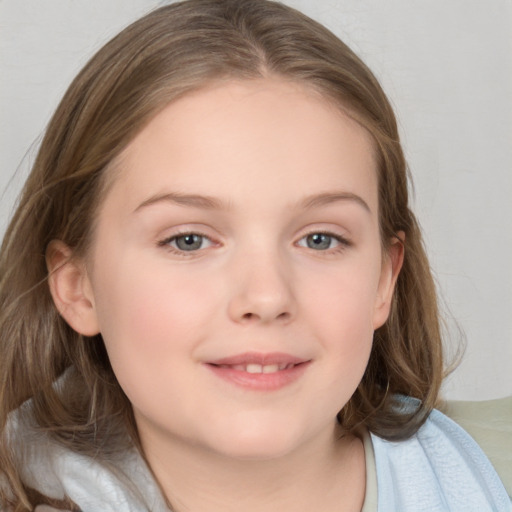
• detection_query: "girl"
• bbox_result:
[0,0,509,511]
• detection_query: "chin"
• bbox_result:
[213,437,298,461]
[203,419,315,462]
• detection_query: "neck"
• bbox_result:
[141,423,366,512]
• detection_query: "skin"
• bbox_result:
[48,78,403,512]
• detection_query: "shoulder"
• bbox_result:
[441,395,512,497]
[370,398,511,512]
[4,404,168,512]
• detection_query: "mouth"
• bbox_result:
[204,352,311,390]
[213,362,298,374]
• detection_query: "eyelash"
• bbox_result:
[296,230,352,254]
[158,231,216,256]
[157,230,351,256]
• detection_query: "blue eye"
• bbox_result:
[298,232,346,251]
[163,233,213,252]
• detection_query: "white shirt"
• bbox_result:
[8,403,511,511]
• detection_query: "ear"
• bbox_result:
[46,240,100,336]
[373,232,404,329]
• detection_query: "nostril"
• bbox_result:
[240,311,290,322]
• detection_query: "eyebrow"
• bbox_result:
[134,190,371,214]
[134,192,228,213]
[300,192,371,213]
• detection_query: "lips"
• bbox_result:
[204,352,310,390]
[217,362,295,374]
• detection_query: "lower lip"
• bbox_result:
[205,362,310,391]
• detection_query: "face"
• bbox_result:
[63,79,400,462]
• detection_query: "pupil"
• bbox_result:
[308,233,331,250]
[176,234,202,251]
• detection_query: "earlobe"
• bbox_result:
[373,233,404,329]
[46,240,100,336]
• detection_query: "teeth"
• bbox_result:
[245,364,284,374]
[217,363,297,373]
[246,364,263,374]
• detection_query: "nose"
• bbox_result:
[227,250,296,325]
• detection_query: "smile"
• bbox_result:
[205,352,311,391]
[215,363,296,373]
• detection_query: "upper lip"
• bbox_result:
[207,352,309,366]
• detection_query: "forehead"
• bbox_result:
[105,78,378,214]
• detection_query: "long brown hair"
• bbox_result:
[0,0,444,509]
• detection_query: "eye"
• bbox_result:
[297,232,348,251]
[160,233,214,252]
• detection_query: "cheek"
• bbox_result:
[90,256,224,421]
[90,251,220,374]
[299,256,380,377]
[302,258,381,335]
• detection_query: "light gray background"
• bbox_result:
[1,0,511,401]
